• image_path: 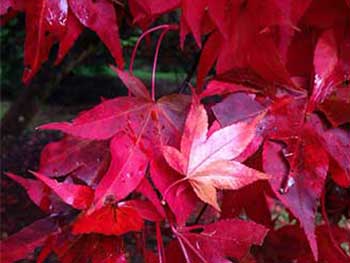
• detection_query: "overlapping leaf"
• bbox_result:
[257,224,350,262]
[40,71,190,216]
[0,217,57,263]
[213,93,338,260]
[129,0,180,29]
[5,172,51,211]
[2,0,124,83]
[5,172,68,212]
[263,132,329,260]
[40,70,190,151]
[172,219,268,262]
[38,234,127,263]
[92,134,148,211]
[310,27,350,126]
[73,200,161,236]
[321,128,350,187]
[162,99,269,210]
[39,136,110,186]
[30,171,94,210]
[221,181,273,227]
[150,157,199,225]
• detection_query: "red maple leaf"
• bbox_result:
[162,98,269,210]
[73,200,161,236]
[170,219,268,262]
[38,136,110,186]
[2,0,124,83]
[0,217,57,263]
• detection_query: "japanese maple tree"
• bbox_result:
[1,0,350,262]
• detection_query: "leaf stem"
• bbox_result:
[129,24,178,74]
[171,225,208,263]
[161,177,188,204]
[176,234,192,263]
[129,24,177,99]
[156,222,166,263]
[151,28,169,101]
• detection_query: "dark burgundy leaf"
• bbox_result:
[322,128,350,187]
[174,219,268,262]
[212,92,265,127]
[263,133,329,260]
[0,217,57,263]
[5,172,51,211]
[39,136,110,186]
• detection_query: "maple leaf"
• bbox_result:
[39,96,151,139]
[5,172,71,213]
[39,70,190,150]
[63,235,127,263]
[73,200,161,236]
[129,0,180,29]
[73,204,143,236]
[4,0,125,82]
[0,0,11,15]
[309,29,339,111]
[31,171,94,210]
[92,134,148,211]
[38,136,110,187]
[314,225,350,263]
[38,233,127,263]
[162,99,269,210]
[55,10,83,64]
[4,0,350,261]
[257,224,350,263]
[150,156,199,225]
[5,172,51,211]
[0,217,57,263]
[40,71,190,217]
[263,134,329,261]
[199,79,256,98]
[304,116,350,187]
[213,93,334,260]
[321,128,350,187]
[172,219,268,262]
[258,97,331,261]
[221,181,273,227]
[211,92,266,126]
[196,0,301,90]
[180,0,209,48]
[196,31,222,90]
[136,178,166,218]
[310,27,350,126]
[21,0,68,83]
[256,224,312,262]
[68,0,124,67]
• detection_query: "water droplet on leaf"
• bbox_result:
[279,176,295,194]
